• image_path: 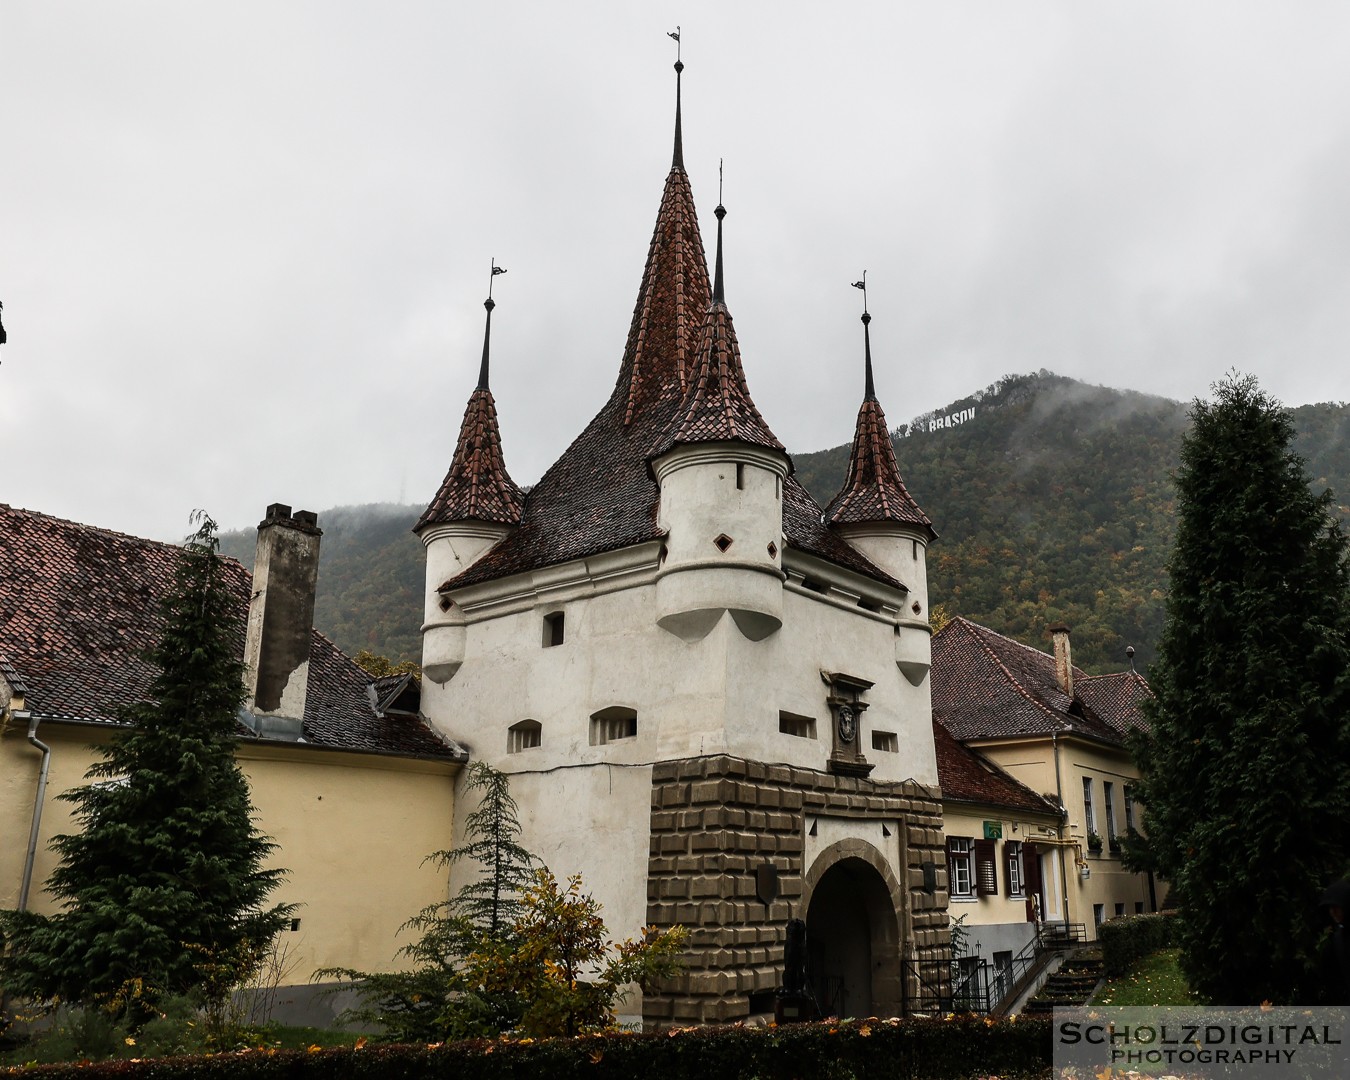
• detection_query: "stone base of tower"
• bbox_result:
[644,755,949,1026]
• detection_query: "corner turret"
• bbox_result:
[650,187,790,642]
[416,265,524,682]
[824,288,935,684]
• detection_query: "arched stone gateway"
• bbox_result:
[803,840,906,1018]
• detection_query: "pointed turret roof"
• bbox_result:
[416,293,525,530]
[824,310,934,537]
[615,69,711,426]
[656,201,785,455]
[438,62,898,593]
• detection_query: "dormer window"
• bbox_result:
[543,611,565,647]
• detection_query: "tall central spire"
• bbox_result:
[656,182,784,455]
[670,27,684,168]
[614,43,711,426]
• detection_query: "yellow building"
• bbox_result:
[0,503,465,1025]
[933,618,1160,950]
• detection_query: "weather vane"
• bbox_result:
[668,26,681,62]
[851,271,868,314]
[488,259,507,299]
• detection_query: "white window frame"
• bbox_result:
[949,837,974,898]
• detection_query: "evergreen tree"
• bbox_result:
[1,514,291,1019]
[1132,375,1350,1003]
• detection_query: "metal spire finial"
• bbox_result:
[713,159,726,305]
[670,27,684,169]
[479,259,507,389]
[851,273,875,400]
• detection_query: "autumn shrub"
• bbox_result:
[0,1015,1053,1080]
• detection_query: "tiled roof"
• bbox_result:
[932,719,1060,815]
[1077,670,1152,738]
[442,161,899,593]
[931,616,1148,745]
[655,298,785,454]
[416,384,525,530]
[619,165,711,426]
[0,504,463,762]
[825,395,934,535]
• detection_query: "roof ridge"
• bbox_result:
[1,503,190,551]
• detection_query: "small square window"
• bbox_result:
[779,711,816,739]
[543,611,565,648]
[871,730,898,753]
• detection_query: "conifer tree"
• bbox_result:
[0,514,291,1019]
[1132,375,1350,1003]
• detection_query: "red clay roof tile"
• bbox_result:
[933,718,1060,814]
[0,504,462,761]
[932,616,1150,745]
[825,395,933,534]
[416,385,525,530]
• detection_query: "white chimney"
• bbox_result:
[1049,624,1074,699]
[243,504,322,730]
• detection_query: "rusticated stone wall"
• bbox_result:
[644,754,949,1025]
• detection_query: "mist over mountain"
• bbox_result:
[220,374,1350,676]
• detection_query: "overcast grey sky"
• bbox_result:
[5,2,1350,542]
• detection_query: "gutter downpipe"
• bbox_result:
[1052,725,1071,929]
[19,713,51,912]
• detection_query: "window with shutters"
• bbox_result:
[1004,840,1024,897]
[947,837,974,898]
[973,838,998,895]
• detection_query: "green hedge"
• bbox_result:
[2,1015,1052,1080]
[1099,911,1178,977]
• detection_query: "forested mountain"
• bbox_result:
[220,373,1350,676]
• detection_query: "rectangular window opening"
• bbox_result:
[736,463,745,490]
[1103,781,1117,842]
[543,611,565,648]
[871,730,898,753]
[801,577,829,595]
[1082,776,1096,835]
[779,711,816,739]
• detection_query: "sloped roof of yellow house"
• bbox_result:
[0,503,465,762]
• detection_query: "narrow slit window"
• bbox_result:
[736,463,745,490]
[543,611,565,648]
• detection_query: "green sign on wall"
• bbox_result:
[983,820,1003,840]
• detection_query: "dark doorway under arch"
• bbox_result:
[805,855,901,1017]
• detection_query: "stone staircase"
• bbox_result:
[1021,947,1103,1014]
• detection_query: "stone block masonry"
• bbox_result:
[644,754,949,1025]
